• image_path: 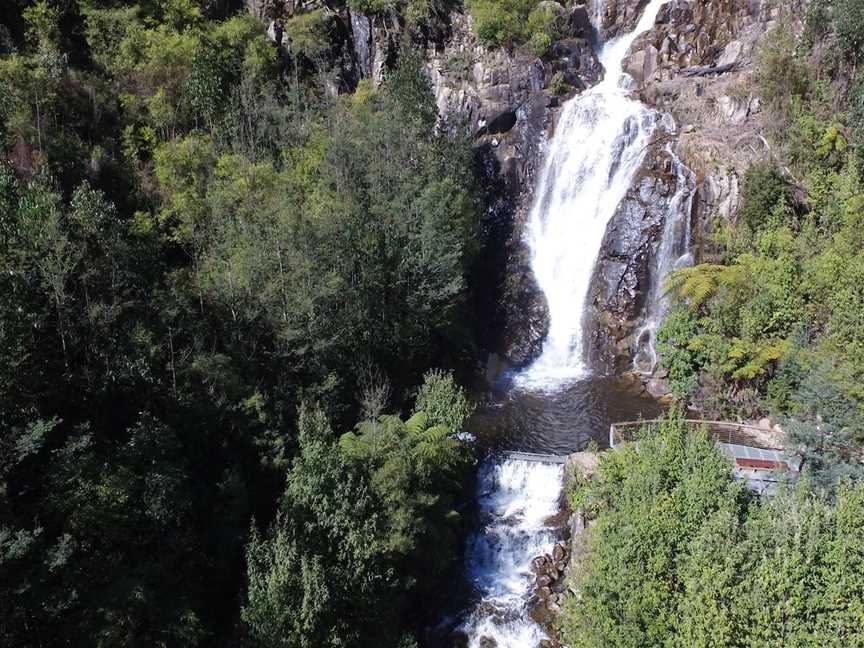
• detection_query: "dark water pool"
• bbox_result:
[470,373,664,455]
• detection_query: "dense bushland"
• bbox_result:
[0,1,482,646]
[657,1,864,491]
[561,413,864,648]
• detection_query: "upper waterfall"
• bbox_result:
[517,0,667,388]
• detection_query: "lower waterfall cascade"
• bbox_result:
[458,460,564,648]
[448,0,693,646]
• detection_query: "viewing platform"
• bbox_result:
[609,419,801,494]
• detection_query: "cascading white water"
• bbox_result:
[633,146,696,373]
[458,459,564,648]
[518,0,669,387]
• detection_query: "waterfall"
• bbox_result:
[458,458,564,648]
[518,0,668,388]
[633,147,696,373]
[450,3,683,646]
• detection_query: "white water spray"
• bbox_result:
[459,459,564,648]
[518,0,668,387]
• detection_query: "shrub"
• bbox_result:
[755,23,809,120]
[656,307,701,399]
[739,162,790,231]
[849,74,864,156]
[526,2,563,55]
[413,369,474,432]
[548,70,570,96]
[468,0,527,48]
[467,0,560,53]
[283,9,329,60]
[834,0,864,61]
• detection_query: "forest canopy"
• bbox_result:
[0,1,484,645]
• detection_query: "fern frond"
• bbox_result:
[664,264,744,312]
[404,411,428,437]
[377,414,405,436]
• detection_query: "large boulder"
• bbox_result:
[500,246,550,367]
[585,143,693,373]
[595,0,651,39]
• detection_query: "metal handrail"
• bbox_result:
[609,419,784,451]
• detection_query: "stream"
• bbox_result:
[441,1,688,646]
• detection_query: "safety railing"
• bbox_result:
[609,419,783,451]
[500,450,567,464]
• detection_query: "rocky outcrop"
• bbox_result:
[349,10,395,85]
[595,0,651,38]
[585,141,692,373]
[575,0,779,375]
[622,0,779,262]
[529,542,570,633]
[500,245,551,367]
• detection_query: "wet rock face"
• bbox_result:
[623,0,758,87]
[585,147,686,373]
[528,542,571,640]
[621,0,776,263]
[596,0,651,38]
[427,12,602,186]
[501,245,551,368]
[348,10,398,86]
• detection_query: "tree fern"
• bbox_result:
[725,338,790,381]
[338,431,366,461]
[665,263,746,312]
[412,425,460,477]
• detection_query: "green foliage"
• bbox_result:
[0,4,483,646]
[561,412,746,647]
[755,22,809,121]
[739,162,791,231]
[467,0,562,52]
[850,75,864,156]
[783,359,864,494]
[656,307,702,399]
[244,401,471,647]
[561,412,864,648]
[548,70,571,96]
[347,0,433,25]
[243,406,393,647]
[283,10,330,60]
[526,2,563,55]
[665,263,745,312]
[658,16,864,461]
[834,0,864,61]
